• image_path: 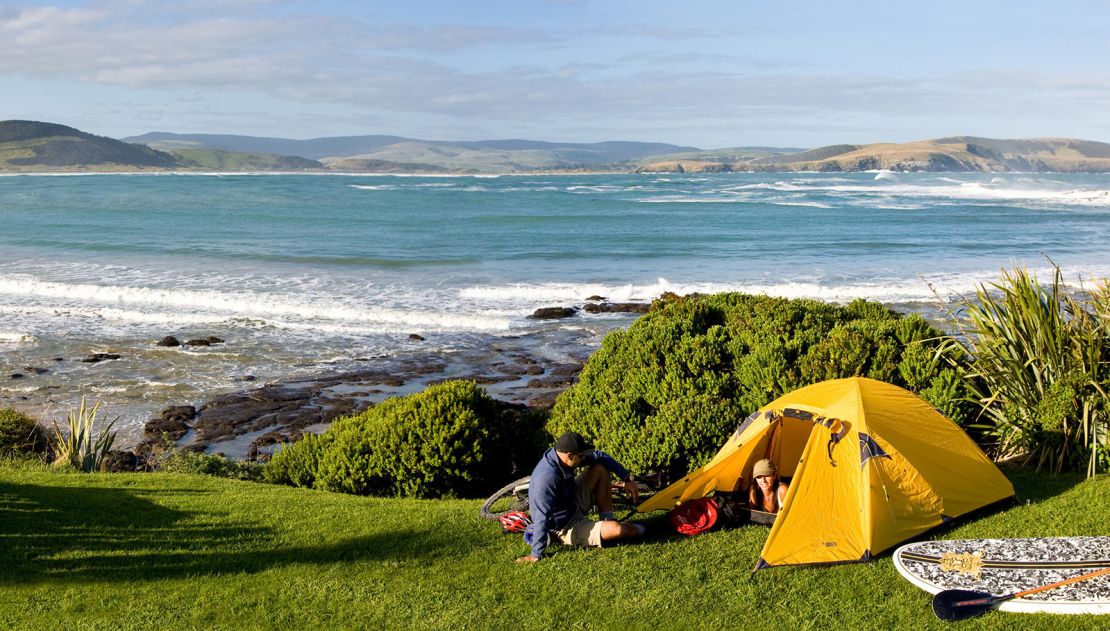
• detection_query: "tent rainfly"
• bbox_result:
[637,377,1015,569]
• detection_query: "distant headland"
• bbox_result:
[3,119,1110,174]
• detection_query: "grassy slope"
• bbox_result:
[331,142,598,172]
[748,138,1110,172]
[0,126,179,171]
[168,147,323,170]
[2,462,1107,630]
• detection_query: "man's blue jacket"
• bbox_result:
[527,447,630,559]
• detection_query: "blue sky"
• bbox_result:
[2,0,1108,147]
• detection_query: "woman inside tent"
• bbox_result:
[748,459,789,514]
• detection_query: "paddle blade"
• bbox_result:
[932,589,999,621]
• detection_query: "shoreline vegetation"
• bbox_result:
[5,120,1110,175]
[5,265,1107,485]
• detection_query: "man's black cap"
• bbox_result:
[554,431,594,455]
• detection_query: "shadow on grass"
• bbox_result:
[0,482,481,584]
[1002,464,1088,503]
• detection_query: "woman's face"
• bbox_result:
[756,473,776,493]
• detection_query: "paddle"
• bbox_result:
[932,565,1110,621]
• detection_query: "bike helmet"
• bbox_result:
[499,511,532,534]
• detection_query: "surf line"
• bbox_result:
[901,551,1110,571]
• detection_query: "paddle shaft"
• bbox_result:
[1008,565,1110,600]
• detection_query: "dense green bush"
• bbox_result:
[548,292,970,476]
[0,408,49,456]
[263,431,332,488]
[265,381,548,499]
[158,435,262,481]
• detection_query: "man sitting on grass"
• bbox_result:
[515,431,646,563]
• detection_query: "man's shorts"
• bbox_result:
[553,472,605,548]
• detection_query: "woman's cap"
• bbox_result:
[753,459,777,477]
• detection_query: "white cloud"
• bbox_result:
[2,2,1108,145]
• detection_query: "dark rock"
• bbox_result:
[247,431,288,460]
[525,391,561,409]
[80,353,121,363]
[206,336,224,344]
[143,405,195,440]
[234,375,257,382]
[157,336,181,347]
[191,386,317,443]
[53,357,64,362]
[24,366,49,375]
[10,373,23,379]
[184,339,211,347]
[525,365,545,375]
[529,307,578,320]
[161,405,197,423]
[585,295,607,302]
[102,449,141,472]
[409,334,426,341]
[582,302,651,314]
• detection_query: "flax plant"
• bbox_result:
[50,398,118,472]
[941,266,1109,476]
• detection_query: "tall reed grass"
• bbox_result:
[942,266,1109,477]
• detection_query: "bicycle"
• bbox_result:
[479,472,666,522]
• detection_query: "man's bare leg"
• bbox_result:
[582,464,646,541]
[583,464,614,514]
[599,520,647,541]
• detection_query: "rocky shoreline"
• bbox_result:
[116,299,654,467]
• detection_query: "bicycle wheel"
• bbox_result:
[479,476,531,520]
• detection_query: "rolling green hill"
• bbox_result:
[0,120,179,170]
[9,120,1110,173]
[168,147,323,171]
[636,137,1110,173]
[0,121,330,172]
[128,131,704,173]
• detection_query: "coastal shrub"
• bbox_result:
[48,398,117,473]
[939,266,1110,477]
[0,408,49,456]
[157,435,262,481]
[548,292,970,477]
[266,381,548,499]
[264,431,332,487]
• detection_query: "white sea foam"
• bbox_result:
[766,200,835,209]
[0,269,524,335]
[0,330,35,344]
[458,268,1110,308]
[804,180,1110,207]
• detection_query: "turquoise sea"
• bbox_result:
[2,171,1109,446]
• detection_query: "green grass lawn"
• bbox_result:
[1,461,1108,630]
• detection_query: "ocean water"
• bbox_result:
[2,171,1109,445]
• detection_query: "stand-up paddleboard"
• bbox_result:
[894,537,1110,614]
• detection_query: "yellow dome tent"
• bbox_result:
[637,377,1015,568]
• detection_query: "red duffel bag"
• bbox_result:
[668,497,719,536]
